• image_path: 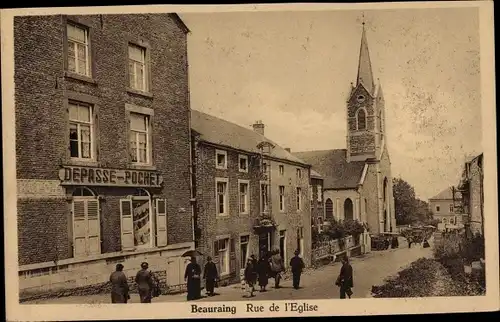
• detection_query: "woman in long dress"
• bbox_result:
[110,264,129,303]
[135,262,154,303]
[257,256,270,292]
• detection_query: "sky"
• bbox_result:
[179,7,481,201]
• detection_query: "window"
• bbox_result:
[356,108,367,130]
[67,23,90,76]
[215,238,230,275]
[279,165,284,176]
[261,183,269,213]
[309,186,313,205]
[239,235,249,269]
[296,187,302,210]
[128,43,148,91]
[442,218,448,224]
[436,205,440,212]
[279,186,285,211]
[317,185,322,202]
[449,217,455,225]
[296,169,302,179]
[129,113,150,164]
[239,180,249,214]
[119,189,166,251]
[239,155,248,172]
[69,101,93,159]
[449,204,454,212]
[216,150,227,169]
[72,187,100,257]
[216,179,229,215]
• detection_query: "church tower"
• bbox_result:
[346,21,385,162]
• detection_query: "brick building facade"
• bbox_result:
[457,153,484,236]
[294,23,396,235]
[191,111,312,283]
[15,13,195,295]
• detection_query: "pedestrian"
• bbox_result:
[257,255,270,292]
[408,236,413,248]
[203,256,218,297]
[184,256,202,301]
[250,254,258,291]
[135,262,154,303]
[270,249,285,289]
[110,263,130,304]
[391,236,398,249]
[244,258,256,298]
[335,255,354,299]
[289,249,305,290]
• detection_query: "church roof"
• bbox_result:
[356,25,375,95]
[293,149,366,189]
[429,187,454,201]
[191,109,308,166]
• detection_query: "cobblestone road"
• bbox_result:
[24,238,433,304]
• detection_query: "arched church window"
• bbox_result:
[344,198,354,221]
[356,109,367,130]
[72,187,101,258]
[325,198,333,220]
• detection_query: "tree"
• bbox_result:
[393,177,416,225]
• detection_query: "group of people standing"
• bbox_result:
[243,249,305,297]
[109,262,161,304]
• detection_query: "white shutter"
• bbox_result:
[87,199,101,255]
[120,199,135,251]
[155,199,167,247]
[73,200,87,257]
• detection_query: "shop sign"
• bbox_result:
[59,166,163,187]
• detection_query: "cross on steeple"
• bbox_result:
[356,13,375,95]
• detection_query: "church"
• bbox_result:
[294,23,396,234]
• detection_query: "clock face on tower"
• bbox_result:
[357,95,365,103]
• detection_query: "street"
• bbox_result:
[23,238,432,304]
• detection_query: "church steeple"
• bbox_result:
[356,20,375,95]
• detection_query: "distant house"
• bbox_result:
[190,110,312,283]
[457,153,484,236]
[429,187,463,231]
[309,169,325,232]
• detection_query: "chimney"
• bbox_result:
[285,148,291,153]
[252,120,265,136]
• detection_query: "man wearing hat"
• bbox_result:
[109,263,130,303]
[289,249,305,290]
[184,256,202,301]
[203,256,219,297]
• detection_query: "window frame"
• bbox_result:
[238,179,250,215]
[317,185,322,202]
[126,104,154,167]
[215,178,229,216]
[436,205,440,212]
[238,154,249,173]
[215,149,228,170]
[125,37,152,96]
[296,168,302,180]
[296,187,302,211]
[65,21,91,78]
[128,43,149,92]
[279,185,285,212]
[68,100,94,161]
[355,107,368,131]
[64,92,99,165]
[260,181,270,214]
[279,165,284,176]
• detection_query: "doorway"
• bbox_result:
[279,230,286,264]
[259,232,271,258]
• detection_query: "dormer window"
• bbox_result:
[356,108,367,130]
[215,150,227,170]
